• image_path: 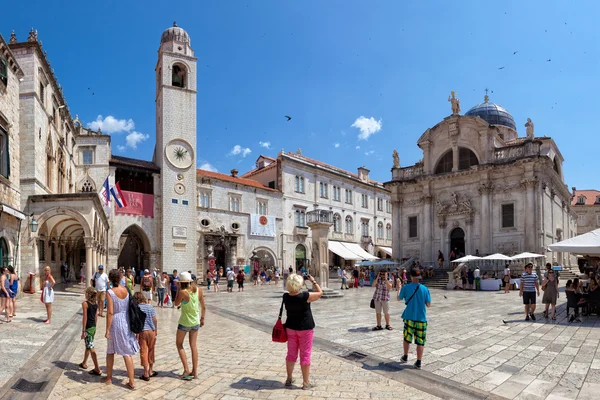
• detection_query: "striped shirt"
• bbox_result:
[520,272,538,292]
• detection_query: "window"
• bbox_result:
[333,213,342,232]
[377,198,383,211]
[200,219,210,227]
[257,200,268,215]
[386,200,391,213]
[596,196,600,204]
[0,57,7,86]
[319,182,328,198]
[82,150,93,165]
[172,63,186,88]
[38,240,45,260]
[345,189,353,204]
[229,196,240,212]
[0,127,9,178]
[295,209,306,227]
[182,200,189,206]
[386,224,392,240]
[361,194,368,209]
[361,219,370,237]
[578,215,585,225]
[333,186,341,201]
[172,199,178,204]
[345,215,353,234]
[501,204,515,228]
[458,148,479,170]
[294,175,305,193]
[377,222,384,239]
[268,181,276,189]
[435,150,453,174]
[408,216,418,238]
[198,192,211,208]
[39,81,45,106]
[577,196,586,205]
[597,215,600,226]
[231,222,240,230]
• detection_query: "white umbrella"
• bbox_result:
[482,253,513,260]
[548,228,600,255]
[512,252,545,259]
[451,255,482,263]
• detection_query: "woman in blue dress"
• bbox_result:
[8,266,18,317]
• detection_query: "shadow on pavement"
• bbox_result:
[27,317,46,323]
[347,327,371,333]
[361,361,412,372]
[230,377,286,390]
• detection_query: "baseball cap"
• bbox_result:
[98,265,104,270]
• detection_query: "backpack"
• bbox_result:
[127,294,146,334]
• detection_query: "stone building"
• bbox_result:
[243,151,392,273]
[571,188,600,235]
[0,33,25,268]
[385,93,577,266]
[196,169,283,274]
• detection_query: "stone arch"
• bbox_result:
[254,246,276,269]
[117,224,151,270]
[171,62,188,88]
[457,146,479,170]
[35,207,92,238]
[434,149,453,174]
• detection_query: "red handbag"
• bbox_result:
[272,299,287,343]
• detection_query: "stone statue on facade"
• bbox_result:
[451,192,459,205]
[207,244,214,258]
[392,150,400,168]
[448,91,461,115]
[525,118,534,140]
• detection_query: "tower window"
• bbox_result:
[172,64,186,88]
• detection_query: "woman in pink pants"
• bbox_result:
[282,273,322,390]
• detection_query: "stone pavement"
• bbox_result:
[45,303,437,400]
[206,280,600,400]
[0,284,82,388]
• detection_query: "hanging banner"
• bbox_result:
[250,214,276,237]
[114,191,154,218]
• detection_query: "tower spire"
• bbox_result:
[484,88,489,103]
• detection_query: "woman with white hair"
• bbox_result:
[282,273,322,390]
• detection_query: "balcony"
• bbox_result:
[294,226,309,236]
[306,209,333,225]
[391,164,424,181]
[361,235,373,244]
[494,141,541,163]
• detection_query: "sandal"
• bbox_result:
[302,382,316,390]
[372,325,383,331]
[139,375,150,382]
[285,377,295,387]
[126,382,135,390]
[150,371,158,377]
[78,363,87,369]
[178,373,193,381]
[385,325,393,330]
[88,370,101,376]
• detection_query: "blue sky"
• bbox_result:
[4,0,598,188]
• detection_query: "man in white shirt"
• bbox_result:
[93,265,109,317]
[474,267,481,291]
[226,268,235,292]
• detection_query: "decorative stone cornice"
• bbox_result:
[27,28,38,42]
[520,177,538,188]
[478,182,494,194]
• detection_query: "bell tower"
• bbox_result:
[156,22,198,274]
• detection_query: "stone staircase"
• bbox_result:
[558,267,581,282]
[421,271,449,289]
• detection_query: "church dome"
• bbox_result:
[464,96,516,130]
[161,22,190,44]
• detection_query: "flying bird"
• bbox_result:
[546,58,552,62]
[513,51,518,55]
[284,116,292,121]
[498,66,505,70]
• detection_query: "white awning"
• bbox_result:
[328,241,363,261]
[377,246,393,257]
[341,242,379,261]
[0,203,26,220]
[549,228,600,255]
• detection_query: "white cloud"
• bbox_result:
[229,145,252,157]
[117,145,126,151]
[125,131,149,149]
[355,146,360,150]
[198,162,218,172]
[87,115,135,134]
[334,143,340,148]
[365,150,375,156]
[259,141,271,149]
[352,116,382,140]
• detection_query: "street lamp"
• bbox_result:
[29,215,38,233]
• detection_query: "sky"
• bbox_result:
[3,0,598,188]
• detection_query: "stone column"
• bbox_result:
[478,183,493,254]
[524,179,537,251]
[423,196,432,262]
[392,199,402,261]
[452,146,459,172]
[85,237,94,288]
[307,222,332,289]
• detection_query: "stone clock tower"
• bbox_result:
[155,22,198,274]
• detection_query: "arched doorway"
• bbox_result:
[214,244,227,275]
[0,237,9,267]
[255,248,275,269]
[295,244,307,272]
[118,225,150,272]
[450,228,466,258]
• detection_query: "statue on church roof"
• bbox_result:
[392,150,400,168]
[296,148,302,156]
[525,118,534,140]
[448,91,461,115]
[27,28,38,43]
[9,30,17,44]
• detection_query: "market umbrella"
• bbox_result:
[451,255,482,263]
[512,252,545,259]
[548,228,600,256]
[482,253,513,260]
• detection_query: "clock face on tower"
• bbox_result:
[165,139,194,170]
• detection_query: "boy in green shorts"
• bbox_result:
[398,269,431,369]
[79,287,101,375]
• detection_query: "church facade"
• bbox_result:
[385,93,577,266]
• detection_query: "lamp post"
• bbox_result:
[29,215,38,233]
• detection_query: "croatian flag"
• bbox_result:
[100,177,111,207]
[110,182,128,208]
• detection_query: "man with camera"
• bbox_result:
[372,270,393,331]
[398,269,431,369]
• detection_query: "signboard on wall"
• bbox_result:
[172,226,187,238]
[114,191,154,218]
[250,214,276,237]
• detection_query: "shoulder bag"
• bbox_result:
[272,298,287,343]
[404,284,421,306]
[127,293,147,334]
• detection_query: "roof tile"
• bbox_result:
[197,169,280,192]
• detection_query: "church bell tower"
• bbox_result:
[156,22,198,274]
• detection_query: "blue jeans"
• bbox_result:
[157,288,165,305]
